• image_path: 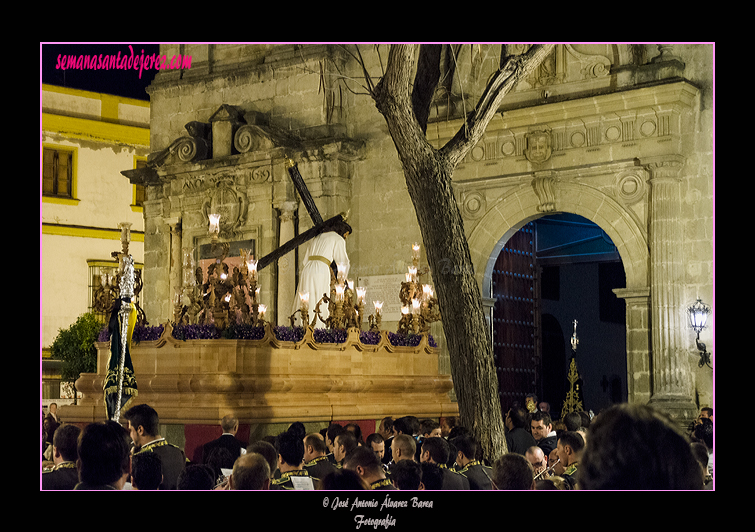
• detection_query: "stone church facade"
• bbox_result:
[128,44,713,423]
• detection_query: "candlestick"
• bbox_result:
[356,287,366,304]
[209,213,221,241]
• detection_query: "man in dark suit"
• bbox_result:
[42,423,81,490]
[202,415,247,463]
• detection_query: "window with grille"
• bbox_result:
[42,147,74,198]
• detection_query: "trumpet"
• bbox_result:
[534,458,560,480]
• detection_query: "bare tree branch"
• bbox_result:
[440,44,555,167]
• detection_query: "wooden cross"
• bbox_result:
[257,159,345,271]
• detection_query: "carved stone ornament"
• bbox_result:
[201,178,249,237]
[531,172,557,213]
[524,129,552,164]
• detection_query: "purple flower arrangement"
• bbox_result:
[388,332,437,348]
[133,324,165,343]
[273,326,305,343]
[313,328,348,344]
[171,323,220,341]
[359,330,381,345]
[221,323,266,340]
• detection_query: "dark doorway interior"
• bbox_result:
[492,213,627,419]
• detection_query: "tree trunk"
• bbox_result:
[370,43,554,462]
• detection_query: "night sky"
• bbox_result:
[41,43,161,100]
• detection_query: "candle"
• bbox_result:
[258,304,267,319]
[412,298,421,314]
[337,263,347,283]
[247,258,258,282]
[401,306,410,315]
[335,284,345,302]
[356,287,366,304]
[347,279,354,291]
[208,213,221,235]
[299,292,309,314]
[374,301,383,316]
[408,266,417,283]
[412,242,420,261]
[422,284,433,300]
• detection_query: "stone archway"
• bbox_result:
[468,179,652,405]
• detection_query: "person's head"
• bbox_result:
[123,403,160,446]
[699,407,713,421]
[206,447,236,481]
[365,433,385,460]
[693,418,713,450]
[230,452,271,490]
[530,411,553,442]
[334,431,358,463]
[221,415,239,434]
[328,219,353,240]
[343,446,384,481]
[578,410,591,429]
[525,446,546,473]
[52,423,80,463]
[318,468,369,490]
[303,433,328,463]
[392,434,416,462]
[378,417,394,439]
[578,403,703,490]
[492,453,535,490]
[287,421,307,440]
[563,411,582,432]
[505,407,528,430]
[392,416,414,436]
[390,458,423,490]
[177,464,215,490]
[344,423,363,443]
[77,420,131,488]
[275,430,304,468]
[131,452,163,490]
[420,419,441,438]
[452,434,478,465]
[326,423,346,451]
[419,461,443,490]
[49,403,58,415]
[440,416,458,438]
[538,402,550,413]
[556,431,585,467]
[247,440,278,478]
[419,437,449,465]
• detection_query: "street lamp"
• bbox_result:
[687,299,712,369]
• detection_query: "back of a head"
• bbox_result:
[578,403,702,490]
[287,421,307,439]
[508,407,528,429]
[421,437,449,464]
[337,431,358,455]
[419,461,443,490]
[206,447,236,479]
[327,423,346,444]
[232,453,271,490]
[452,434,477,461]
[343,445,380,473]
[391,459,422,490]
[304,433,328,455]
[319,468,369,490]
[393,416,413,436]
[275,430,304,467]
[247,440,278,477]
[492,453,535,490]
[131,451,163,490]
[52,423,81,462]
[220,415,238,433]
[177,464,216,490]
[563,411,582,432]
[393,434,416,458]
[123,403,159,436]
[78,421,131,487]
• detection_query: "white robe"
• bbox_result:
[291,231,349,327]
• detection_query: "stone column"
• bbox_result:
[639,155,697,423]
[613,287,651,405]
[167,218,182,313]
[276,201,298,325]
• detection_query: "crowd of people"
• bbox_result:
[41,400,713,491]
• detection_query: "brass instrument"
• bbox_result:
[534,458,560,480]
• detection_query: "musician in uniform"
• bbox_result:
[452,434,493,490]
[123,403,187,490]
[42,423,81,490]
[271,430,318,490]
[343,446,397,490]
[556,431,584,489]
[303,433,337,480]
